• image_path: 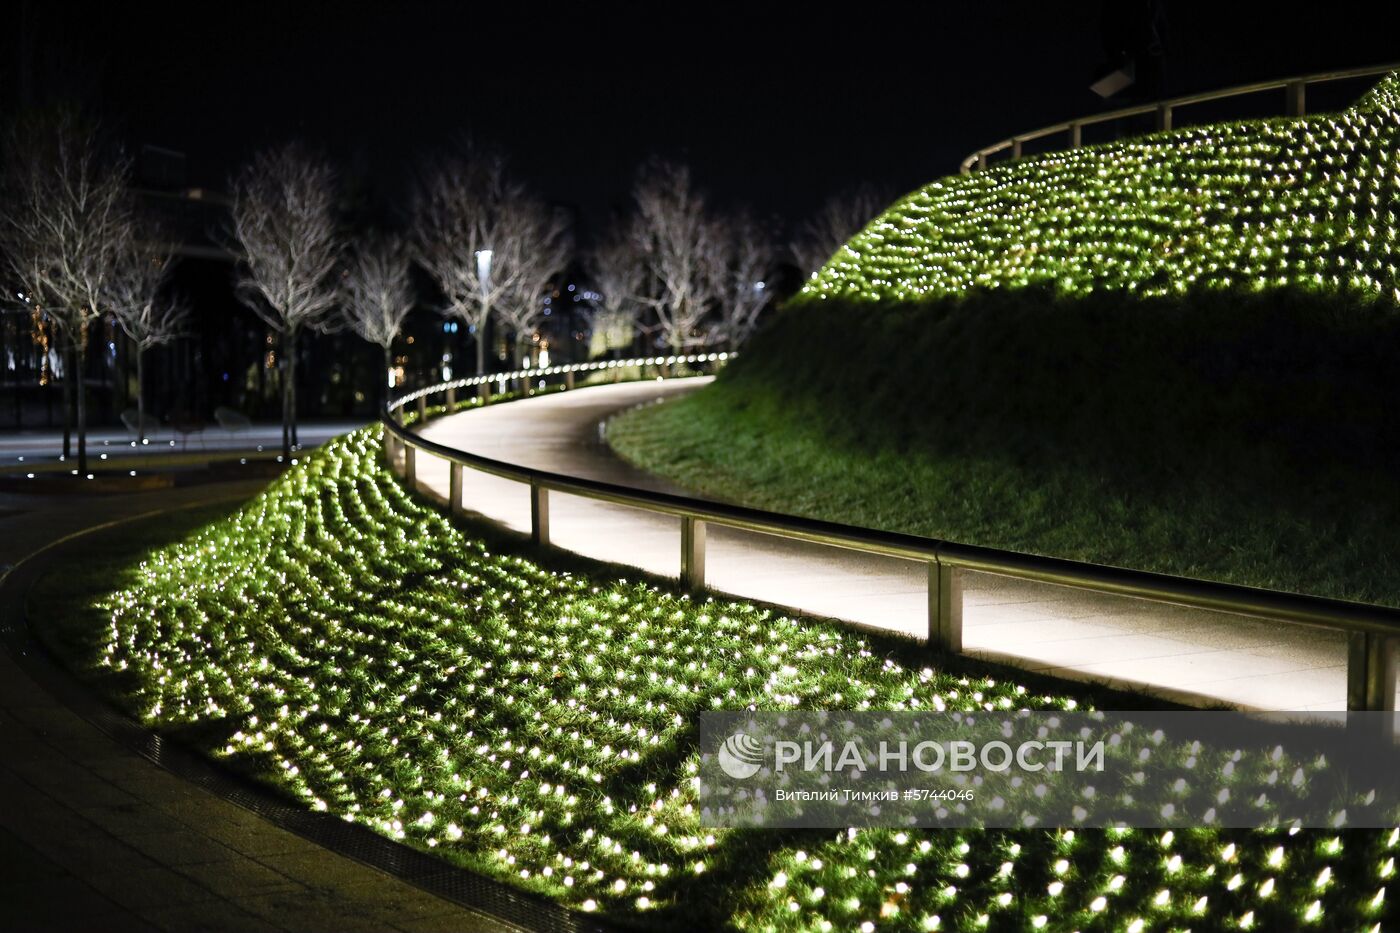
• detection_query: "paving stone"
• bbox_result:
[356,886,474,923]
[27,766,144,810]
[122,774,213,809]
[83,864,224,910]
[140,900,287,933]
[234,890,399,933]
[3,896,158,933]
[393,910,519,933]
[1,801,101,849]
[79,801,192,839]
[123,828,242,866]
[151,788,257,825]
[26,829,163,878]
[0,829,156,932]
[0,478,569,932]
[86,756,179,788]
[53,735,148,765]
[176,856,307,899]
[199,817,332,860]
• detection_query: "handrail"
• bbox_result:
[387,353,734,409]
[381,360,1398,712]
[959,62,1400,173]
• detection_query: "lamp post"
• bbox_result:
[475,248,493,289]
[474,248,493,376]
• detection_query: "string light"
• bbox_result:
[802,75,1400,311]
[89,428,1400,926]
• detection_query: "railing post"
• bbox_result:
[416,395,427,423]
[530,482,550,547]
[565,370,575,390]
[1286,80,1306,117]
[977,152,987,171]
[449,462,463,517]
[1011,139,1023,160]
[928,561,963,653]
[479,382,491,405]
[681,516,707,590]
[446,385,456,411]
[1156,103,1172,132]
[1068,122,1082,148]
[404,444,416,489]
[1348,632,1397,711]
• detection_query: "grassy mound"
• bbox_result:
[34,429,1398,930]
[807,74,1400,304]
[608,288,1400,603]
[609,74,1400,604]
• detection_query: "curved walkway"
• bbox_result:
[0,483,514,933]
[414,380,1394,713]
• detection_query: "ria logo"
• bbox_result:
[717,732,764,779]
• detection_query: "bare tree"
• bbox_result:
[106,237,185,441]
[341,232,414,405]
[587,230,648,358]
[789,184,888,278]
[492,199,571,368]
[414,147,569,374]
[714,211,775,350]
[0,111,131,474]
[628,161,726,352]
[230,143,341,460]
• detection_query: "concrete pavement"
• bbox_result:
[1,421,367,475]
[415,379,1392,712]
[0,482,515,933]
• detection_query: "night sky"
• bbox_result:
[8,1,1398,238]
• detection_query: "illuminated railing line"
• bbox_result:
[387,353,732,408]
[959,61,1400,174]
[382,362,1397,713]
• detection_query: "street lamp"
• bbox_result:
[475,248,493,289]
[473,249,494,382]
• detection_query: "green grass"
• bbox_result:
[804,74,1400,306]
[30,501,247,665]
[24,428,1399,931]
[608,73,1400,605]
[608,288,1400,606]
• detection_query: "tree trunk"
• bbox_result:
[60,342,73,459]
[474,314,487,376]
[75,337,87,475]
[280,329,293,460]
[382,343,393,412]
[136,346,146,442]
[290,354,299,450]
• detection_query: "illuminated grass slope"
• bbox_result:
[608,73,1400,604]
[807,74,1400,303]
[76,430,1395,930]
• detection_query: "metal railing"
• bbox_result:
[960,62,1400,174]
[382,357,1398,712]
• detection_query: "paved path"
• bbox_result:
[0,483,512,933]
[1,421,366,475]
[416,379,1393,712]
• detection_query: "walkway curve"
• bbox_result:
[411,380,1395,714]
[0,481,600,933]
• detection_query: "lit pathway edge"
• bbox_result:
[0,501,612,933]
[386,363,1399,715]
